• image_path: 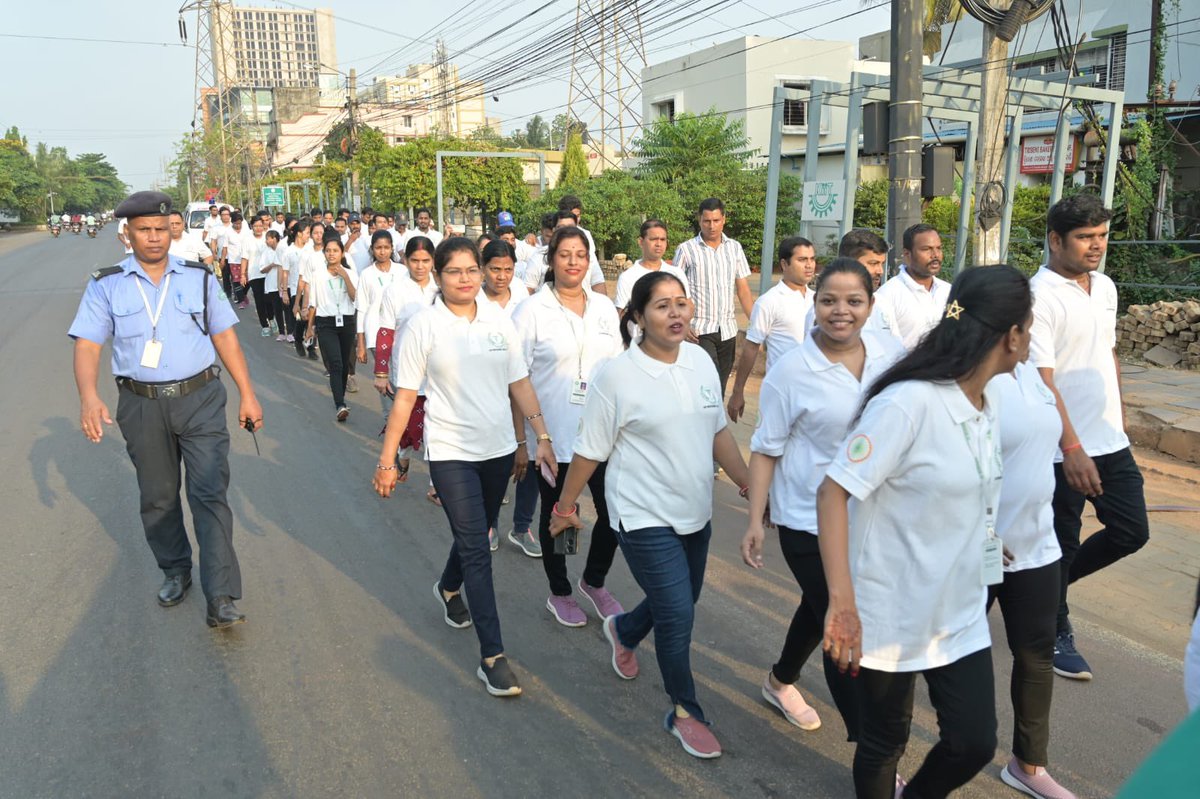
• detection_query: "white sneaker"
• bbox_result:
[260,327,271,337]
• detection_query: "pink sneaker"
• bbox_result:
[603,615,638,679]
[761,673,821,730]
[275,334,287,342]
[577,578,623,619]
[895,774,907,799]
[665,711,721,759]
[286,334,295,343]
[546,595,586,627]
[1000,757,1077,799]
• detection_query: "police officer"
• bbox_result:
[68,191,263,628]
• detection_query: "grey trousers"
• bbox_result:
[116,377,242,601]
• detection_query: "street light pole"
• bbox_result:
[887,0,924,270]
[47,192,57,217]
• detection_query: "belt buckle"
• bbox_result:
[159,384,180,398]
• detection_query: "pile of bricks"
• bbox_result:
[1117,299,1200,369]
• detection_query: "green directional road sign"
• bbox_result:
[260,185,285,207]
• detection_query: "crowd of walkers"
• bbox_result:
[186,190,1154,799]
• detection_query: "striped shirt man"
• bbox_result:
[674,233,752,340]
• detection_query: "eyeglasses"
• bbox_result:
[441,267,482,279]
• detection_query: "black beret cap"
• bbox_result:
[115,191,173,219]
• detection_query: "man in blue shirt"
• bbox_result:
[68,191,263,628]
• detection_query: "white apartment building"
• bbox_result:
[361,64,489,138]
[212,4,339,91]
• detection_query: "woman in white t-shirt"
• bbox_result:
[741,259,903,740]
[513,228,624,624]
[818,265,1033,798]
[293,222,325,360]
[372,237,556,699]
[988,357,1076,798]
[281,222,309,352]
[302,235,359,421]
[550,271,751,760]
[372,236,438,486]
[355,231,399,417]
[479,239,538,554]
[259,229,287,340]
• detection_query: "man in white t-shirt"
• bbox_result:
[496,210,535,264]
[613,219,689,311]
[201,203,223,242]
[870,224,951,350]
[726,236,815,422]
[116,217,133,254]
[167,210,213,264]
[269,212,286,236]
[1030,193,1149,682]
[405,207,443,248]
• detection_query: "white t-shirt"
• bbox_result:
[394,296,528,462]
[202,214,223,240]
[512,286,623,463]
[243,231,265,277]
[991,360,1063,572]
[482,284,530,320]
[168,231,212,263]
[280,244,301,294]
[355,264,400,350]
[613,261,689,310]
[223,227,246,264]
[751,331,903,532]
[259,240,282,293]
[513,238,536,264]
[871,268,952,350]
[381,275,439,388]
[825,379,1001,672]
[745,279,814,373]
[348,235,374,273]
[299,245,325,287]
[404,227,443,248]
[307,263,358,318]
[573,341,727,534]
[1028,265,1128,459]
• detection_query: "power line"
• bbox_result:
[0,32,187,47]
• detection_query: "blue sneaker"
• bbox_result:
[1053,633,1092,680]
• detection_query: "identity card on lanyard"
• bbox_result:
[959,416,1004,586]
[330,277,345,327]
[135,273,172,369]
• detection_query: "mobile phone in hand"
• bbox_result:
[540,461,556,488]
[554,527,579,555]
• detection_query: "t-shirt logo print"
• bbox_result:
[700,385,719,408]
[847,434,872,463]
[487,331,508,351]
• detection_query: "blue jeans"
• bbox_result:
[430,454,513,660]
[614,522,712,722]
[488,465,539,533]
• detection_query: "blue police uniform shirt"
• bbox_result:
[68,254,238,382]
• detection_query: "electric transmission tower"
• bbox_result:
[178,0,252,206]
[434,39,455,136]
[566,0,647,168]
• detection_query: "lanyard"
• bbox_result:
[958,413,1002,536]
[135,273,172,342]
[551,287,588,378]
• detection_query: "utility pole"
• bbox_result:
[347,67,358,204]
[888,0,923,271]
[973,2,1013,265]
[47,191,57,217]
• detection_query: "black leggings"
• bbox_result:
[536,460,618,596]
[696,332,736,398]
[988,560,1059,767]
[773,527,861,741]
[247,278,271,328]
[314,315,356,407]
[855,647,997,799]
[270,291,294,336]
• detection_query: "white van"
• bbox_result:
[184,200,224,232]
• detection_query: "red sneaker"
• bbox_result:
[603,615,638,679]
[664,711,721,759]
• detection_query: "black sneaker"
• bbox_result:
[477,656,522,697]
[1053,632,1093,680]
[433,581,472,628]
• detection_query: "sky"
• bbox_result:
[0,0,893,191]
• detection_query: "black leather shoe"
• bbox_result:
[206,596,246,628]
[157,574,192,607]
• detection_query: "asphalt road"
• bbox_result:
[0,228,1189,798]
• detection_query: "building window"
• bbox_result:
[403,115,413,127]
[782,81,809,128]
[652,99,675,123]
[1107,33,1126,91]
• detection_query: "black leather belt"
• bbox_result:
[117,366,219,399]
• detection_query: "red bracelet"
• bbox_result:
[552,502,577,517]
[1061,443,1083,454]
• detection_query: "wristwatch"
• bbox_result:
[536,433,553,443]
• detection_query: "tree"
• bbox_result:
[0,137,44,218]
[632,110,756,185]
[558,133,589,188]
[524,116,550,150]
[550,114,586,150]
[861,0,964,58]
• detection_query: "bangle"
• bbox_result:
[515,439,526,446]
[1061,443,1083,454]
[739,485,750,498]
[552,502,577,517]
[524,412,543,421]
[375,463,397,471]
